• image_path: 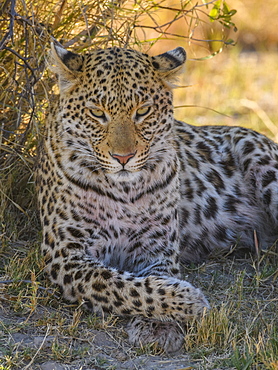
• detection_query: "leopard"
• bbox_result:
[36,43,278,353]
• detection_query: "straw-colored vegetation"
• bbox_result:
[0,0,277,369]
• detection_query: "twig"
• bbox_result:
[0,0,16,50]
[254,229,260,260]
[2,46,38,83]
[240,99,278,141]
[22,325,51,370]
[64,0,126,48]
[175,104,231,118]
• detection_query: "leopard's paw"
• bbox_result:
[126,317,184,353]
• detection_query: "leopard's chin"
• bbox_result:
[107,169,142,182]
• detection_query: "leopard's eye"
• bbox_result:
[136,106,151,117]
[87,108,106,119]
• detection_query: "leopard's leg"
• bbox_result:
[46,251,209,320]
[122,255,202,353]
[115,232,209,352]
[44,247,209,352]
[248,157,278,249]
[253,159,278,226]
[235,131,278,245]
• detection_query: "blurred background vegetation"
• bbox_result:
[0,0,278,240]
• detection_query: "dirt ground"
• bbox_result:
[0,301,201,370]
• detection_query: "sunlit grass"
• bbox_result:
[174,49,278,141]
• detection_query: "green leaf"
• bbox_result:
[229,9,237,16]
[209,8,219,20]
[223,2,229,14]
[225,38,236,45]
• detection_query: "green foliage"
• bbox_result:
[209,0,237,31]
[229,347,254,370]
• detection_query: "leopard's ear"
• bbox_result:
[152,47,186,87]
[48,43,84,92]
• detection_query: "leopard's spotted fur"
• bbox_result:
[36,44,278,352]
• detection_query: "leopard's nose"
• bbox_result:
[110,152,136,165]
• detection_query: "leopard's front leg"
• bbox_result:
[47,251,209,320]
[45,249,209,352]
[41,190,209,352]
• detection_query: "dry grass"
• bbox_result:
[174,50,278,141]
[182,253,278,369]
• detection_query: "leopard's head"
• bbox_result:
[49,44,186,182]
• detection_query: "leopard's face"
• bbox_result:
[50,46,186,182]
